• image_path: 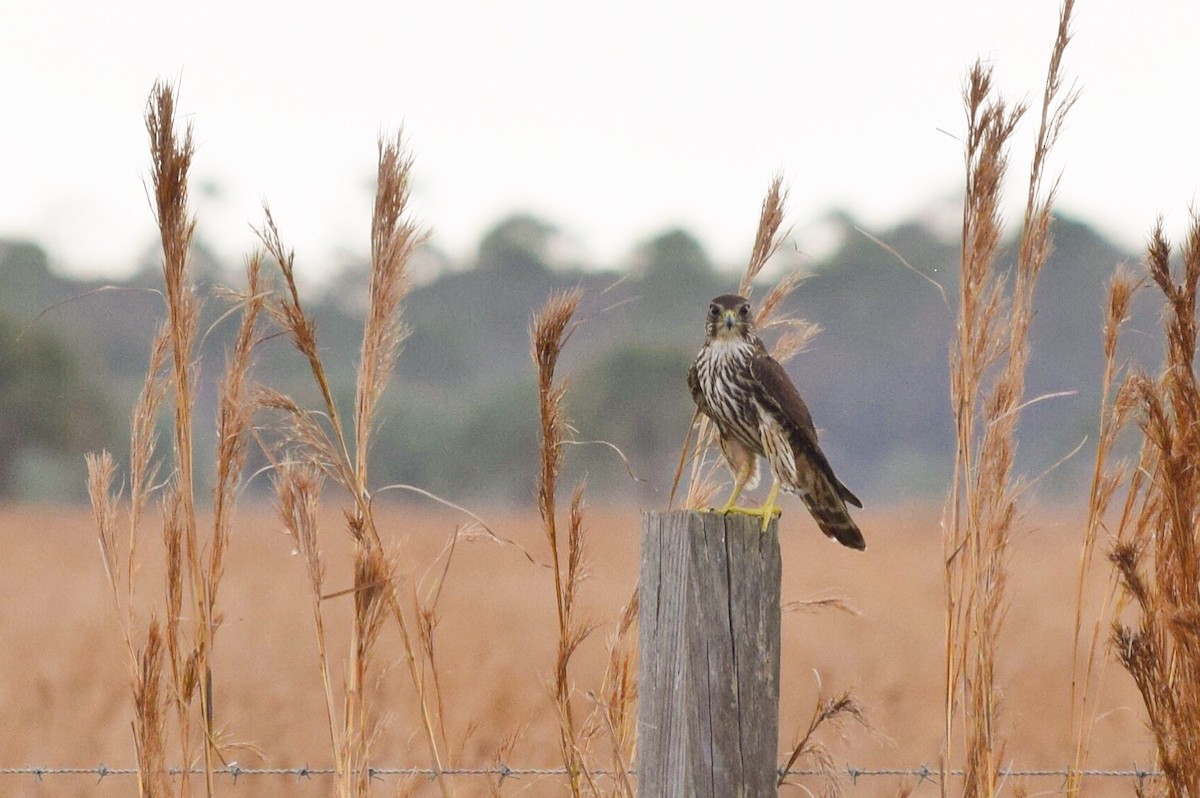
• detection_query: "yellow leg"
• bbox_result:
[735,480,782,531]
[717,467,752,513]
[760,480,782,530]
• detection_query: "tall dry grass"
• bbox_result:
[86,82,266,797]
[87,86,460,798]
[256,133,459,798]
[84,75,650,798]
[1066,266,1140,797]
[1104,215,1200,798]
[531,289,589,796]
[88,316,170,795]
[528,289,638,797]
[777,691,868,795]
[942,3,1077,797]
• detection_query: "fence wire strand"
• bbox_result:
[0,764,1166,784]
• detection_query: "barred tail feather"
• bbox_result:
[836,479,863,509]
[793,478,866,551]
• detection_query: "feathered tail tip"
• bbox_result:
[826,520,866,551]
[798,483,866,551]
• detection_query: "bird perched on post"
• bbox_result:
[687,293,865,550]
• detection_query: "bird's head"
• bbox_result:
[705,294,754,342]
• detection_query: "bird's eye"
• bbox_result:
[739,304,750,318]
[709,305,720,318]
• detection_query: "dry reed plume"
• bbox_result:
[531,288,592,796]
[1066,264,1140,797]
[86,78,642,798]
[528,289,639,797]
[777,690,868,796]
[1104,214,1200,798]
[943,3,1077,797]
[86,81,266,796]
[257,133,456,798]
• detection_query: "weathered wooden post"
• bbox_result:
[638,510,782,797]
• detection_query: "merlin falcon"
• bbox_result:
[688,293,865,550]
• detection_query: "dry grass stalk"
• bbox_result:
[942,5,1076,796]
[345,531,394,797]
[86,332,171,797]
[949,65,1025,798]
[258,134,451,798]
[88,451,122,619]
[133,619,171,798]
[258,213,352,483]
[89,450,172,798]
[85,82,270,796]
[154,83,270,795]
[148,81,271,796]
[1108,215,1200,798]
[356,136,420,484]
[531,288,594,796]
[341,135,427,789]
[160,481,195,787]
[528,290,638,796]
[274,465,339,758]
[675,175,818,509]
[777,691,869,796]
[1066,266,1140,796]
[210,254,267,604]
[742,176,789,295]
[593,587,639,795]
[487,728,528,798]
[414,527,470,763]
[146,82,214,795]
[88,82,208,797]
[88,448,168,796]
[782,595,861,617]
[943,62,1025,797]
[129,325,172,597]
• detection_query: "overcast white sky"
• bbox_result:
[3,1,1198,279]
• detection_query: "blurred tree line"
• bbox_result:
[0,211,1159,506]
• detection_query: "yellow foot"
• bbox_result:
[739,504,782,531]
[706,504,781,530]
[707,501,756,515]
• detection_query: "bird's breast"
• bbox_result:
[695,341,761,450]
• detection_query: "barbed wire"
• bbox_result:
[0,764,1166,784]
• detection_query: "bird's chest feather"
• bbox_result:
[695,340,762,445]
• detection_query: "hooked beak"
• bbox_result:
[722,309,738,330]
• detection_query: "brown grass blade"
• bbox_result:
[530,288,589,796]
[942,2,1077,792]
[256,133,452,798]
[1106,212,1200,798]
[354,133,425,486]
[741,174,789,296]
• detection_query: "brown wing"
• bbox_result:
[749,352,862,509]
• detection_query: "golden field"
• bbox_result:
[0,501,1152,797]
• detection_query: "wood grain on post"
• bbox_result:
[638,510,782,797]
